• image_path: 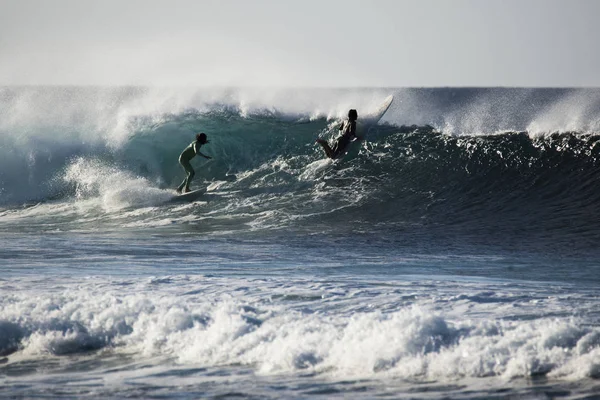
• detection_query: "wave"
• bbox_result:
[2,87,600,244]
[1,275,599,381]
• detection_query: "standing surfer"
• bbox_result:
[176,133,212,194]
[316,109,359,159]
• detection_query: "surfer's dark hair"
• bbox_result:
[196,133,208,143]
[348,109,358,120]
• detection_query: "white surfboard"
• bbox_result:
[357,95,393,134]
[168,187,207,203]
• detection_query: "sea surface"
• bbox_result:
[1,86,600,399]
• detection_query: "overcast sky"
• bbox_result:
[1,0,599,86]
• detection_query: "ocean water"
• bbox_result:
[1,86,600,398]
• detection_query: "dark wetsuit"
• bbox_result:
[318,120,357,159]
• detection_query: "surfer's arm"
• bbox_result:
[193,142,212,159]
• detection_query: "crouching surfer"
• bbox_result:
[176,133,212,194]
[316,109,360,159]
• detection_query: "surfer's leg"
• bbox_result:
[331,136,351,159]
[176,160,186,193]
[176,179,186,193]
[182,161,195,193]
[177,158,194,193]
[185,169,195,192]
[316,139,334,159]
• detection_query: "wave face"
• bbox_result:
[2,87,600,249]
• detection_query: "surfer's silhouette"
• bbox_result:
[176,133,212,194]
[316,109,360,159]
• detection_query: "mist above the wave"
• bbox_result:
[3,87,600,139]
[387,88,600,136]
[0,86,394,144]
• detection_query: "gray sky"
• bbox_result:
[1,0,599,86]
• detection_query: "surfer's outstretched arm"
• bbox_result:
[192,142,212,159]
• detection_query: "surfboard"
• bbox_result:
[357,95,393,134]
[168,187,207,203]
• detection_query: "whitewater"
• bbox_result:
[1,86,600,399]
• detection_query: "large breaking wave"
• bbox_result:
[2,86,600,246]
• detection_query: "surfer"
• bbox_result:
[316,109,359,159]
[176,133,212,194]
